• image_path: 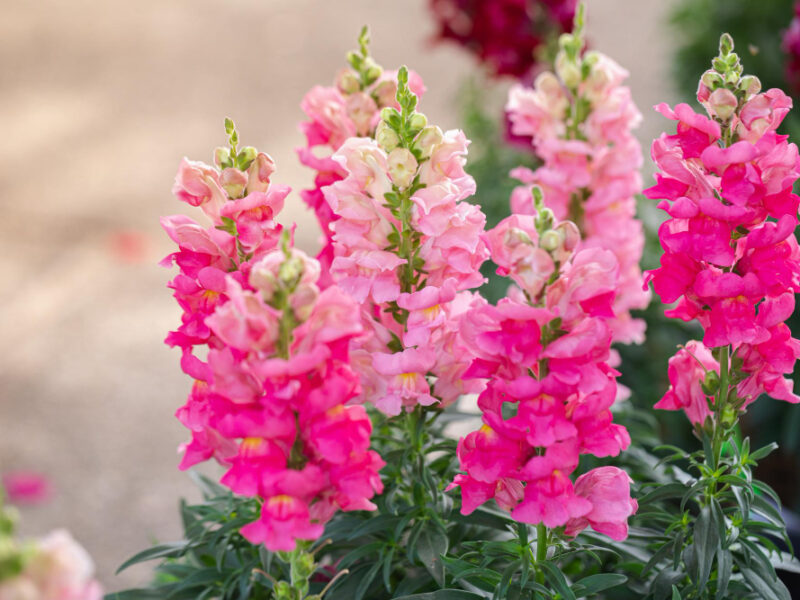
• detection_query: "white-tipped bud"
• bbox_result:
[376,121,400,152]
[336,68,361,94]
[707,88,738,121]
[739,75,761,98]
[219,168,248,199]
[540,229,562,252]
[408,112,428,133]
[387,148,418,190]
[555,53,581,89]
[214,147,231,168]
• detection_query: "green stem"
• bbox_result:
[535,522,548,584]
[711,345,730,471]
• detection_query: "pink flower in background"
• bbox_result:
[0,529,103,600]
[506,42,649,344]
[2,472,52,506]
[427,0,577,78]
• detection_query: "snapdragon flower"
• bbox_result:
[505,7,649,344]
[323,67,490,415]
[647,34,800,426]
[451,188,637,541]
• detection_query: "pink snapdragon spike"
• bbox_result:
[0,529,103,600]
[647,34,800,427]
[163,122,383,551]
[450,186,636,540]
[505,5,650,345]
[298,28,425,287]
[427,0,577,79]
[323,66,490,416]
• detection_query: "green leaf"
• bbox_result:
[638,483,687,506]
[354,558,382,600]
[393,592,485,600]
[691,505,719,590]
[716,549,732,600]
[671,585,681,600]
[749,442,778,462]
[416,523,448,586]
[539,562,576,600]
[571,573,627,596]
[116,542,190,574]
[738,566,791,600]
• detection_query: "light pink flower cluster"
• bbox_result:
[451,199,637,540]
[506,40,649,344]
[323,71,490,416]
[0,530,102,600]
[297,33,425,286]
[647,58,800,422]
[163,128,383,551]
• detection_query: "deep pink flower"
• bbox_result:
[564,466,638,541]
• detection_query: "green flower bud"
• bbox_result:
[214,147,232,168]
[408,112,427,134]
[701,70,723,90]
[540,229,562,252]
[336,68,361,94]
[375,121,400,152]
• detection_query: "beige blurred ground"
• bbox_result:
[0,0,677,591]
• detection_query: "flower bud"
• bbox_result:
[376,121,400,152]
[555,53,581,88]
[413,125,443,158]
[246,152,276,195]
[346,92,378,136]
[214,147,231,168]
[540,229,562,252]
[373,80,397,107]
[739,75,761,99]
[237,146,257,169]
[408,112,427,133]
[381,106,400,125]
[706,88,738,121]
[335,68,360,94]
[219,168,248,199]
[363,57,383,84]
[387,148,418,190]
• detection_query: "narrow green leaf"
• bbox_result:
[116,542,190,574]
[571,573,627,596]
[539,562,576,600]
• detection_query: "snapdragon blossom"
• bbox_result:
[163,125,382,551]
[298,29,425,286]
[783,2,800,95]
[427,0,577,78]
[647,35,800,425]
[506,17,649,344]
[451,191,637,540]
[323,68,490,416]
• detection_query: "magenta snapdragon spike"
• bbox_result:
[505,8,650,345]
[784,3,800,94]
[647,34,800,426]
[297,28,426,288]
[427,0,577,78]
[163,122,383,551]
[450,189,637,541]
[323,67,490,416]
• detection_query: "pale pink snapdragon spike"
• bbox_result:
[647,34,800,426]
[506,19,649,345]
[324,66,489,415]
[297,27,426,286]
[450,189,636,540]
[0,529,103,600]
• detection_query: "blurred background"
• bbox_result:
[3,0,798,593]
